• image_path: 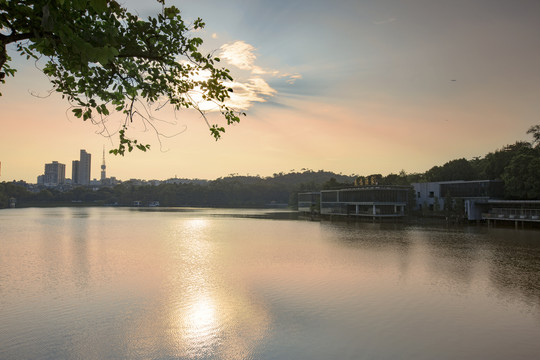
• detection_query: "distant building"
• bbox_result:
[412,180,504,220]
[165,177,208,185]
[43,161,66,186]
[100,147,106,183]
[318,186,409,218]
[79,150,91,185]
[72,150,91,186]
[72,160,79,184]
[481,200,540,227]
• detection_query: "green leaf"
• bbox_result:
[72,108,83,118]
[89,0,108,13]
[1,0,244,153]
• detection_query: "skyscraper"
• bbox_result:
[44,161,66,186]
[72,160,79,184]
[76,149,91,185]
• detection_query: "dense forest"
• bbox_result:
[1,126,539,209]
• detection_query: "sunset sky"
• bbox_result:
[1,0,540,182]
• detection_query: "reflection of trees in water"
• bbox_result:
[420,228,484,290]
[324,222,540,309]
[485,229,540,307]
[413,226,540,307]
[322,221,414,276]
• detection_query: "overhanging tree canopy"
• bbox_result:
[0,0,243,154]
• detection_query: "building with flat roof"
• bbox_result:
[318,186,410,218]
[73,150,91,185]
[72,160,79,184]
[412,180,504,220]
[43,161,66,186]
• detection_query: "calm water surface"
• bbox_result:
[1,207,539,359]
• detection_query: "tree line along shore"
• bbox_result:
[1,128,540,209]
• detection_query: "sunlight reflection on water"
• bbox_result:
[161,215,271,359]
[1,208,540,359]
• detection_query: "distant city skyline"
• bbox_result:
[1,0,539,182]
[34,150,94,185]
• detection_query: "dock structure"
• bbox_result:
[319,186,409,219]
[480,200,540,228]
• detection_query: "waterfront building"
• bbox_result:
[412,180,504,220]
[481,199,540,228]
[318,186,410,218]
[43,161,66,186]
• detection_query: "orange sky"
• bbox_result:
[1,0,539,182]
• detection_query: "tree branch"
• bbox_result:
[1,32,34,45]
[116,52,166,62]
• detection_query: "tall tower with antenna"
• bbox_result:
[100,146,107,183]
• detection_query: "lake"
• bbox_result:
[1,207,539,359]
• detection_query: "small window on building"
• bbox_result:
[429,191,434,198]
[417,192,421,198]
[429,204,434,211]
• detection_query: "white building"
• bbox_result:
[413,180,504,220]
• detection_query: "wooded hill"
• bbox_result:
[1,127,539,208]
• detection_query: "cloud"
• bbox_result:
[220,41,257,71]
[225,78,277,110]
[180,74,276,112]
[219,41,302,84]
[280,73,303,84]
[198,40,303,111]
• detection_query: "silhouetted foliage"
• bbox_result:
[527,124,540,147]
[1,0,242,154]
[3,125,540,209]
[1,171,356,208]
[425,158,478,182]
